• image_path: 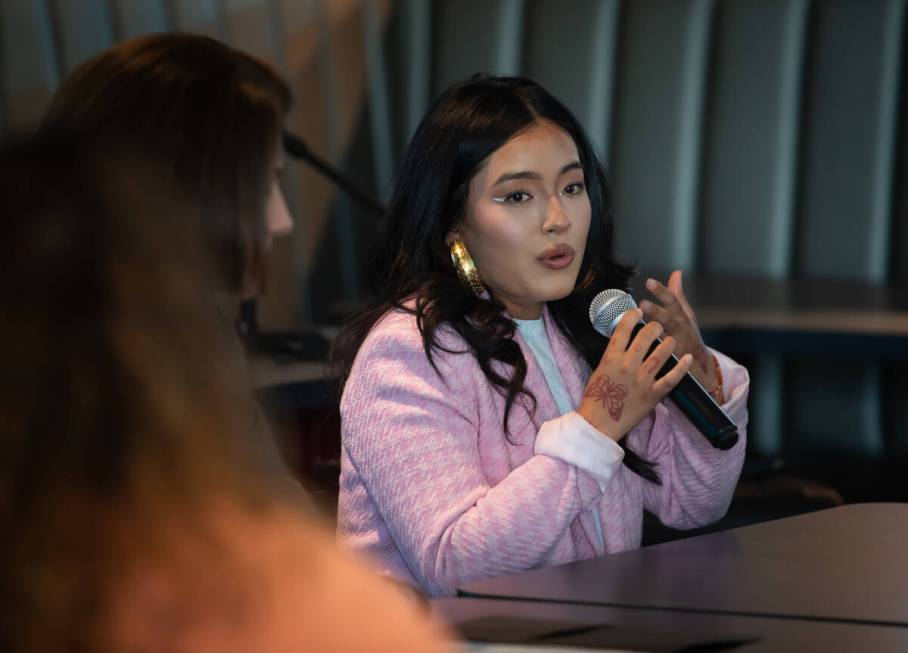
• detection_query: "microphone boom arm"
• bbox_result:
[283,131,386,217]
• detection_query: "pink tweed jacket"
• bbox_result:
[338,306,749,597]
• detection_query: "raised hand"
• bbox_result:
[639,270,719,394]
[578,309,693,441]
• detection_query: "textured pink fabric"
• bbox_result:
[338,306,749,597]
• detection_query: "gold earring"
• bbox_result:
[449,240,485,296]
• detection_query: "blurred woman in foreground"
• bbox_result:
[0,135,450,652]
[40,32,307,483]
[42,32,294,300]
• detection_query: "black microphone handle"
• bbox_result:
[627,322,739,450]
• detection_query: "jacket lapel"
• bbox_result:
[511,325,560,427]
[540,307,606,556]
[542,306,593,405]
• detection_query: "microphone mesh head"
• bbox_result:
[589,289,637,336]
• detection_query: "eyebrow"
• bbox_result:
[492,161,583,187]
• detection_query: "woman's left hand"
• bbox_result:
[638,270,720,396]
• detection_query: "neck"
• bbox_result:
[504,302,543,320]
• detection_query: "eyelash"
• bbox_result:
[501,190,532,204]
[496,182,586,205]
[563,182,585,197]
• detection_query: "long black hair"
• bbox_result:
[333,75,658,483]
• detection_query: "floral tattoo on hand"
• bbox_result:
[585,374,628,422]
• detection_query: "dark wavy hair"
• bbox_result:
[333,75,658,483]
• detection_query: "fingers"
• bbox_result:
[627,320,664,362]
[584,311,693,440]
[638,300,672,327]
[607,308,641,352]
[644,277,679,310]
[645,271,696,323]
[640,335,676,377]
[668,270,696,319]
[654,353,694,394]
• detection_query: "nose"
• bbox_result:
[266,184,294,238]
[542,195,570,234]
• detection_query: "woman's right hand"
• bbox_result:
[578,309,693,441]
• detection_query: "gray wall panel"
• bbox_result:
[362,0,393,199]
[610,0,713,273]
[169,0,224,37]
[522,0,620,159]
[888,6,908,465]
[50,0,114,73]
[698,0,809,458]
[389,0,430,151]
[701,0,807,279]
[797,0,904,282]
[0,0,59,132]
[111,0,169,39]
[790,0,905,468]
[221,0,280,62]
[433,0,525,93]
[892,7,908,284]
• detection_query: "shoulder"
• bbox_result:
[359,307,465,359]
[347,306,476,389]
[340,307,484,433]
[359,307,423,352]
[107,502,450,652]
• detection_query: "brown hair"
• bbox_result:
[0,133,295,652]
[42,33,292,294]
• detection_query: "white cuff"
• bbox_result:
[534,411,625,492]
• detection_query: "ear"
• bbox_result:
[445,229,462,246]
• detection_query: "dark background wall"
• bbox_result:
[3,0,908,497]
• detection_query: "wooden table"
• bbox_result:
[459,504,908,628]
[434,596,908,652]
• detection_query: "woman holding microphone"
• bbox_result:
[335,75,750,597]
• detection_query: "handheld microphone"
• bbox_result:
[589,289,739,450]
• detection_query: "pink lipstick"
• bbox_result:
[538,244,575,270]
